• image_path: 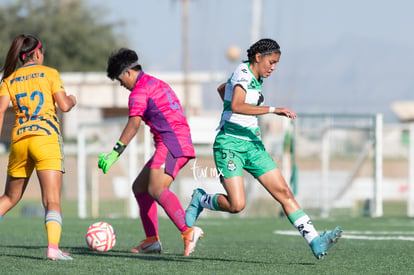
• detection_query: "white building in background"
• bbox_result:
[60,71,226,140]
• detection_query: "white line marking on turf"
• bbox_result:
[344,230,414,235]
[273,230,414,241]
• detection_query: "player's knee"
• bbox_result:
[2,195,19,208]
[279,186,294,199]
[132,180,150,195]
[228,202,245,213]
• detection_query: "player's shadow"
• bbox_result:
[69,246,316,266]
[0,244,317,266]
[0,244,48,260]
[70,246,190,262]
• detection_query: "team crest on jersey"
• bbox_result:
[227,160,236,171]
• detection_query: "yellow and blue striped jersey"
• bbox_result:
[0,64,64,142]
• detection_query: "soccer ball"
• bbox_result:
[85,222,116,252]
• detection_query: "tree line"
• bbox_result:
[0,0,128,72]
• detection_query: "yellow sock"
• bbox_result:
[45,211,62,246]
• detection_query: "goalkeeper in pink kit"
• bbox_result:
[98,48,203,256]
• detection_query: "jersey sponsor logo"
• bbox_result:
[148,79,156,86]
[16,124,51,135]
[249,80,256,89]
[10,72,45,85]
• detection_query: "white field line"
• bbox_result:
[273,230,414,241]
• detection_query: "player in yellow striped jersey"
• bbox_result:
[0,34,76,260]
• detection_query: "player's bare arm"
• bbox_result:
[231,86,296,119]
[118,115,142,146]
[0,95,10,137]
[54,91,76,112]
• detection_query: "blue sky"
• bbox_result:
[87,0,414,121]
[86,0,413,67]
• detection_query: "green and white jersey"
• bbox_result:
[217,62,264,141]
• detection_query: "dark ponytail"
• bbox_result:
[1,34,41,81]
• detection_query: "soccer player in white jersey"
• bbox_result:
[185,38,342,259]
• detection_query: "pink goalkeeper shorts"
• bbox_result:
[145,142,191,179]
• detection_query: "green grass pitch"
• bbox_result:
[1,214,413,274]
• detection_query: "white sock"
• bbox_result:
[199,194,216,210]
[292,215,319,244]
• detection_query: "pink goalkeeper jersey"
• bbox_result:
[128,72,195,158]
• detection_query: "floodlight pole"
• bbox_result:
[182,0,191,115]
[251,0,263,43]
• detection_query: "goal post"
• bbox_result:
[77,119,152,219]
[408,123,414,217]
[374,113,383,217]
[289,113,383,217]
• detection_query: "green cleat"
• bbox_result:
[185,188,206,227]
[310,226,342,259]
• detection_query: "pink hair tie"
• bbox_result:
[21,41,42,61]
